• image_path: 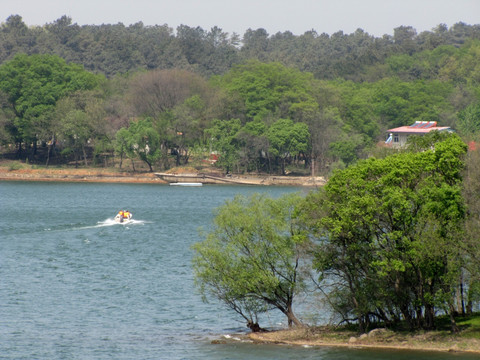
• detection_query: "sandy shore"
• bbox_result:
[0,166,323,186]
[0,167,165,184]
[246,328,480,354]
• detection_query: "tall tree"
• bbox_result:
[266,118,309,175]
[0,53,101,159]
[301,134,468,332]
[55,90,108,167]
[128,69,209,118]
[193,193,307,330]
[219,60,317,122]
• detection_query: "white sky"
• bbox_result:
[1,0,479,37]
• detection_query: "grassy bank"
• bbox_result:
[247,314,480,354]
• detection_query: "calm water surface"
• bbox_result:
[1,181,477,360]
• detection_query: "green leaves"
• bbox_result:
[220,61,317,121]
[192,193,306,328]
[304,134,468,330]
[205,118,242,173]
[117,117,161,171]
[0,53,102,145]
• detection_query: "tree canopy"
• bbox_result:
[0,53,102,158]
[0,17,480,176]
[300,134,469,332]
[192,193,308,330]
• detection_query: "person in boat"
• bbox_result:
[115,210,123,223]
[123,210,130,219]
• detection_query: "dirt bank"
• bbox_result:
[0,166,164,184]
[247,328,480,354]
[0,164,323,186]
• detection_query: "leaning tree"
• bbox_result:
[192,193,308,331]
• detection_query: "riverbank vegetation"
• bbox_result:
[0,16,480,177]
[193,133,480,346]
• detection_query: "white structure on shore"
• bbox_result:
[385,121,452,148]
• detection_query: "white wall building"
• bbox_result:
[385,121,452,148]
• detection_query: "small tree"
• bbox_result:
[128,118,161,172]
[114,118,161,172]
[115,127,132,169]
[192,193,307,330]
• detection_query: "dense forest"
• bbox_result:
[1,15,480,175]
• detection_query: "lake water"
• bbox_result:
[1,181,478,360]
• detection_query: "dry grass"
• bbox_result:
[247,326,480,354]
[0,160,161,183]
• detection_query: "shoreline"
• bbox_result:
[0,167,324,186]
[0,168,164,184]
[245,328,480,354]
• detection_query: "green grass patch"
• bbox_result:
[5,160,27,171]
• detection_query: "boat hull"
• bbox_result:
[115,214,132,223]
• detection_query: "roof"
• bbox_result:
[387,121,451,134]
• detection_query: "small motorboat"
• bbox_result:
[169,182,203,187]
[115,210,132,223]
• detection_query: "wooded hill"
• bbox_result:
[1,15,479,175]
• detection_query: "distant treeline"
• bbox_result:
[1,15,480,175]
[1,15,479,79]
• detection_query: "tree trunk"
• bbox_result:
[176,151,181,166]
[247,321,266,332]
[424,304,435,329]
[16,141,22,159]
[146,160,153,172]
[459,274,466,315]
[74,151,79,168]
[82,145,88,167]
[466,300,473,315]
[46,144,52,167]
[311,156,315,178]
[449,304,459,333]
[285,304,303,327]
[118,152,123,169]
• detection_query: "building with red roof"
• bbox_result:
[385,121,452,147]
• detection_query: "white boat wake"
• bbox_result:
[95,218,146,227]
[43,218,147,232]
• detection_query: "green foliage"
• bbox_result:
[1,19,480,176]
[457,102,480,137]
[192,193,307,328]
[0,53,102,149]
[170,95,207,165]
[328,133,364,165]
[123,117,161,171]
[371,78,454,129]
[301,134,469,331]
[205,118,242,173]
[266,118,310,174]
[219,61,317,121]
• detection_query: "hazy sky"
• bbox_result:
[2,0,479,37]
